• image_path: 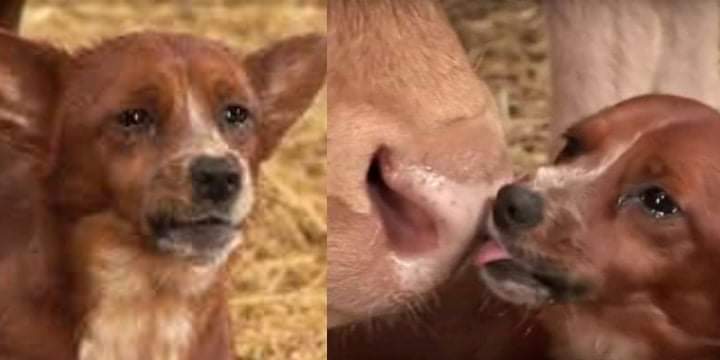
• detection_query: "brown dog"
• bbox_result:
[1,29,325,359]
[476,94,720,360]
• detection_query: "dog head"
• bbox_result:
[475,95,720,329]
[1,31,325,266]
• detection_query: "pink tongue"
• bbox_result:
[474,239,511,266]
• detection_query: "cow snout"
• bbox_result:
[493,184,543,232]
[190,156,241,204]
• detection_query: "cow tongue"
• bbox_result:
[474,238,511,266]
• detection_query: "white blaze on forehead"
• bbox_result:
[185,89,229,156]
[532,130,646,192]
[186,89,206,133]
[523,130,649,233]
[184,89,254,224]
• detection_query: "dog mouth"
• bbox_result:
[148,212,238,264]
[474,236,589,307]
[366,148,439,254]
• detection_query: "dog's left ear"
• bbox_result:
[0,0,24,32]
[244,33,326,160]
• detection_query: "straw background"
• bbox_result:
[441,0,551,172]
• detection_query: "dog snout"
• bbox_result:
[190,156,241,204]
[493,184,543,232]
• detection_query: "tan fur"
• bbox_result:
[327,0,511,327]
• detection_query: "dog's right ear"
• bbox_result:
[0,30,67,160]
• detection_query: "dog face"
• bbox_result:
[475,95,720,319]
[48,33,325,266]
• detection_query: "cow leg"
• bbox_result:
[545,0,720,151]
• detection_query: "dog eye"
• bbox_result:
[555,135,583,163]
[223,104,251,127]
[639,186,681,219]
[118,109,153,130]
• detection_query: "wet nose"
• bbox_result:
[493,184,543,231]
[190,156,240,204]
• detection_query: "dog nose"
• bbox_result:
[190,156,240,204]
[493,184,543,231]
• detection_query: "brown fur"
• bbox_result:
[0,30,74,360]
[0,29,325,359]
[0,141,75,360]
[326,0,720,358]
[328,271,550,360]
[483,95,720,360]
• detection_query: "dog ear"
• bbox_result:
[0,30,67,162]
[0,0,24,32]
[243,33,326,160]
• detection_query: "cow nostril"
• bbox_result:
[493,184,544,231]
